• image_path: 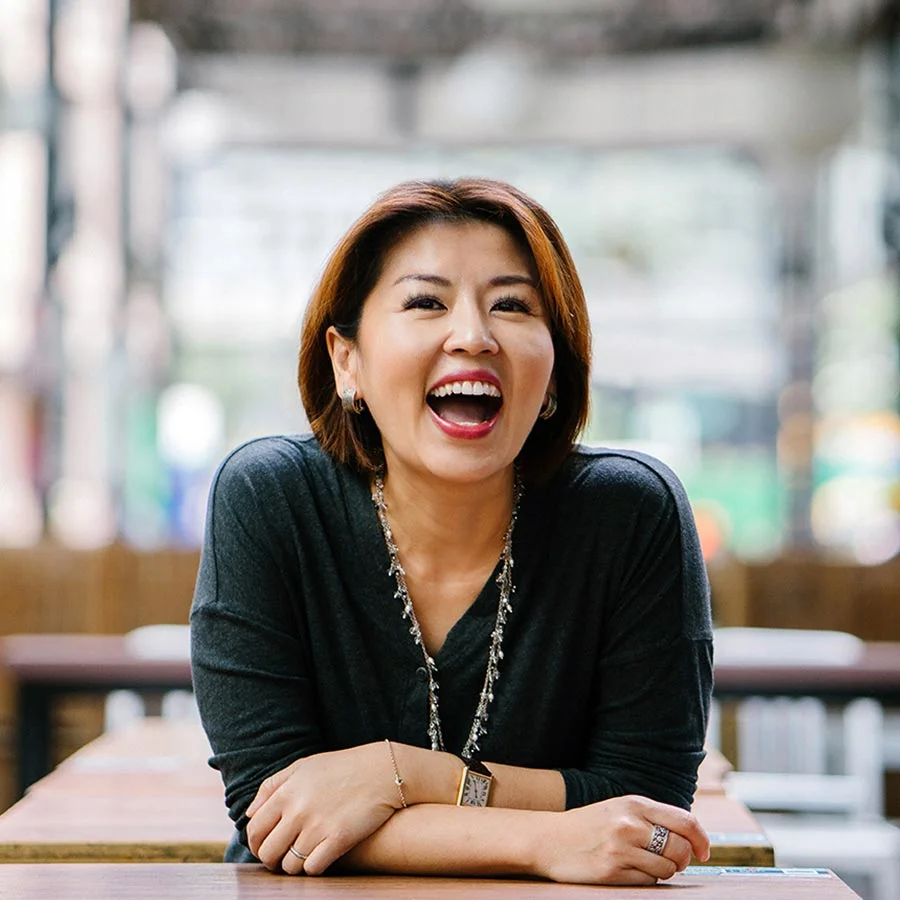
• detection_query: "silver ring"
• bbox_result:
[646,824,670,855]
[288,845,308,862]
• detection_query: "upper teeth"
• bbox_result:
[429,381,501,399]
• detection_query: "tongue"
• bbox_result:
[434,398,491,426]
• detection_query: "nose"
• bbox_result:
[443,301,499,356]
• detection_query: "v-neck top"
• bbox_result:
[190,434,713,860]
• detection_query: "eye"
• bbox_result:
[402,294,446,311]
[491,295,533,314]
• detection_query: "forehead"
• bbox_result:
[379,219,535,278]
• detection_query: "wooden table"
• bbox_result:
[697,746,733,793]
[691,746,775,865]
[691,792,773,866]
[0,864,862,899]
[0,633,193,795]
[0,718,772,866]
[0,718,232,862]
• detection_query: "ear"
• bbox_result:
[326,326,359,397]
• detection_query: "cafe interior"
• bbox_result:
[0,1,900,898]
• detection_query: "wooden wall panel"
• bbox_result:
[0,544,200,638]
[0,545,112,634]
[709,554,900,640]
[116,547,201,632]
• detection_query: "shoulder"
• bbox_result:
[210,434,345,508]
[213,433,317,487]
[216,434,327,475]
[560,446,711,638]
[552,445,691,517]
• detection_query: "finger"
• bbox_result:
[635,848,678,882]
[247,759,304,817]
[247,770,288,817]
[612,867,662,887]
[301,833,354,877]
[636,801,710,862]
[674,817,709,862]
[281,842,311,876]
[246,802,285,860]
[661,832,693,871]
[607,818,677,884]
[247,781,274,818]
[256,817,306,872]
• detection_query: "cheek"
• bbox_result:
[355,341,430,404]
[521,330,556,383]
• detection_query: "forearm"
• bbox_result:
[392,743,565,811]
[340,804,545,877]
[338,795,711,884]
[242,741,564,876]
[244,744,710,883]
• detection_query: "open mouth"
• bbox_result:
[427,380,503,426]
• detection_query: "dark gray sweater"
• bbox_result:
[190,435,713,860]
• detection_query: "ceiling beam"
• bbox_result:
[131,0,898,58]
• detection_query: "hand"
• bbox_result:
[532,795,710,885]
[245,742,401,875]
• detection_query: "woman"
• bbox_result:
[190,177,713,885]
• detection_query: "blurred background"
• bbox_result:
[1,0,900,812]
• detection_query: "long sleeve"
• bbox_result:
[190,441,326,847]
[553,450,713,811]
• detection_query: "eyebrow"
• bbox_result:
[392,273,537,288]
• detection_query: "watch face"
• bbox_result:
[462,771,491,807]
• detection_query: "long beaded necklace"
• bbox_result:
[372,473,522,757]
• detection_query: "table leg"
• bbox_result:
[143,692,163,716]
[17,684,53,797]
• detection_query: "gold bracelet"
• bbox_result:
[384,738,408,808]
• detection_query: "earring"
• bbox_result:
[341,387,365,415]
[539,392,557,420]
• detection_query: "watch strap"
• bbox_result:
[460,755,492,777]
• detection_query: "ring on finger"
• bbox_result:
[288,845,308,863]
[646,824,670,856]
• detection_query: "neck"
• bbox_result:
[376,465,516,568]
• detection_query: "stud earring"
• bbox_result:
[539,392,557,420]
[341,387,366,414]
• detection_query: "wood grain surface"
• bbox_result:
[0,864,861,899]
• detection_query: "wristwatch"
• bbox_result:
[456,756,493,807]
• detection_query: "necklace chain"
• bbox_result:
[372,474,522,757]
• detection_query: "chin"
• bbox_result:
[422,451,517,487]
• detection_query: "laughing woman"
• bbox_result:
[190,178,713,885]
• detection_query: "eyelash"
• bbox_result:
[402,294,444,311]
[492,295,532,314]
[402,294,533,314]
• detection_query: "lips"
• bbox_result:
[426,375,503,430]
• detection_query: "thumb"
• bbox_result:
[246,767,293,817]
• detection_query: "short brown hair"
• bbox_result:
[298,177,591,482]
